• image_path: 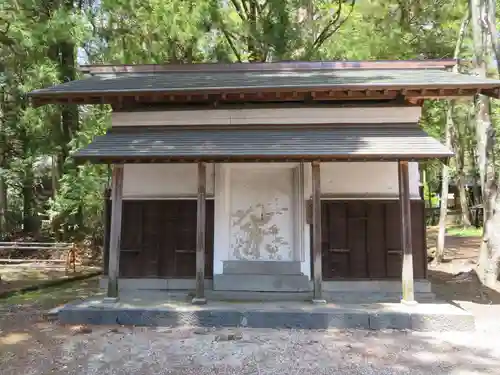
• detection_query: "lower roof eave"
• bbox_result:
[72,154,452,165]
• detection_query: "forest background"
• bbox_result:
[1,0,499,287]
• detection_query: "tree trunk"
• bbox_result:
[436,107,453,263]
[0,93,6,237]
[472,0,500,286]
[0,160,7,237]
[22,165,35,234]
[453,104,471,227]
[470,0,490,197]
[456,171,472,226]
[435,9,469,262]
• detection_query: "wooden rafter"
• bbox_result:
[30,86,500,108]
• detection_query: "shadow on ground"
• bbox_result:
[429,269,500,305]
[1,323,499,374]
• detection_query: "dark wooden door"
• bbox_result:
[313,200,426,280]
[119,199,214,278]
[319,201,369,279]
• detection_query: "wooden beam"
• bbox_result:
[311,161,326,304]
[106,164,124,302]
[398,160,416,304]
[192,162,207,305]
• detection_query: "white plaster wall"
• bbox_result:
[213,163,311,277]
[112,106,422,126]
[319,162,420,199]
[229,166,294,261]
[122,164,214,198]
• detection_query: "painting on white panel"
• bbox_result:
[229,168,294,261]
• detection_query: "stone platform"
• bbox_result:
[54,291,475,332]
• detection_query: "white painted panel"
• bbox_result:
[229,167,294,261]
[213,164,230,275]
[123,164,214,197]
[112,106,421,126]
[320,162,420,198]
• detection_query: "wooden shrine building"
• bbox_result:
[29,60,500,304]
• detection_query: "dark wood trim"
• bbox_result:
[111,100,419,112]
[311,161,324,302]
[122,195,215,200]
[107,165,124,299]
[320,193,405,200]
[30,85,500,108]
[109,123,420,133]
[193,162,207,304]
[398,160,415,303]
[79,59,457,74]
[74,154,452,165]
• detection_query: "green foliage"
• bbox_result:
[0,0,491,249]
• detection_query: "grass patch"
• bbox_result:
[446,226,483,237]
[0,275,101,308]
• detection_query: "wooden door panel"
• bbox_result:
[321,202,349,279]
[366,202,387,278]
[316,200,426,280]
[118,199,214,279]
[141,201,163,277]
[347,202,367,278]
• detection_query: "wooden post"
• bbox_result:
[311,161,325,304]
[398,160,416,304]
[105,164,124,302]
[103,188,111,277]
[192,162,207,305]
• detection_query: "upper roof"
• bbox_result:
[29,60,500,107]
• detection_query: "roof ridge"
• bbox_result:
[80,60,457,75]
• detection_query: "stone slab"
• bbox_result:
[410,309,476,332]
[222,260,303,275]
[98,277,213,290]
[213,274,311,292]
[56,298,475,332]
[369,311,412,330]
[322,280,432,293]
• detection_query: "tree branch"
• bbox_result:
[230,0,248,21]
[220,27,243,62]
[311,0,355,52]
[482,1,500,75]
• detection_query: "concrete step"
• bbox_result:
[206,290,435,303]
[222,260,303,275]
[57,298,475,331]
[214,274,311,292]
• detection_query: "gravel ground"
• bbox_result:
[2,251,500,375]
[1,314,500,375]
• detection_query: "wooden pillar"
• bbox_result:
[106,164,124,302]
[192,162,207,305]
[311,161,325,304]
[103,188,111,275]
[398,160,416,304]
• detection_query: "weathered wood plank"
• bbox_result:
[107,164,124,300]
[192,162,207,305]
[398,160,415,303]
[311,161,325,303]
